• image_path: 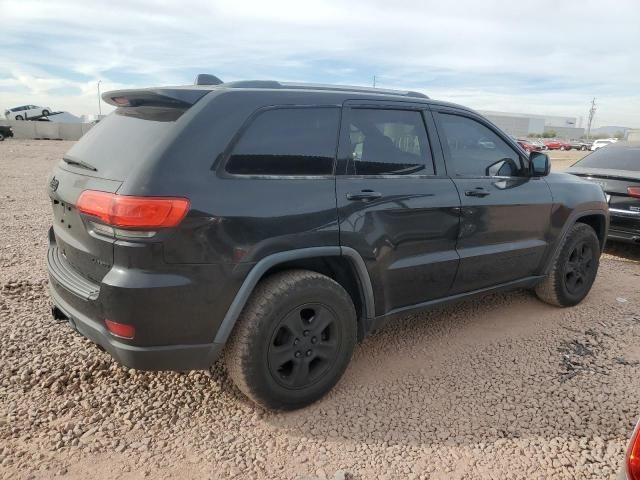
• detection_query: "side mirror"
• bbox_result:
[530,151,550,176]
[485,158,519,177]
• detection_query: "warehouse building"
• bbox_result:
[479,110,584,139]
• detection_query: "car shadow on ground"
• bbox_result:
[605,240,640,262]
[260,277,637,452]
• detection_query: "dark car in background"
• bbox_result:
[571,139,593,151]
[0,125,13,141]
[46,78,609,410]
[566,142,640,244]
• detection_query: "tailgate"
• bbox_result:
[48,166,122,282]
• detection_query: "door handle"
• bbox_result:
[464,187,490,197]
[346,190,382,201]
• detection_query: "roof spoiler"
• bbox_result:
[102,88,209,108]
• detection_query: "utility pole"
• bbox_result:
[373,75,376,88]
[97,80,102,117]
[586,97,596,139]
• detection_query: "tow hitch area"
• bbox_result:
[51,305,68,321]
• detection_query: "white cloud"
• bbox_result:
[1,0,639,126]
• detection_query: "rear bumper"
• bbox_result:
[49,283,223,370]
[46,226,238,370]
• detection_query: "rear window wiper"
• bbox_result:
[63,156,97,172]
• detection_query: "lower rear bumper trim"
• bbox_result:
[49,285,223,371]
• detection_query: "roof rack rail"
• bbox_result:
[223,80,282,89]
[221,80,429,99]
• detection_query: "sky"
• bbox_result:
[1,0,639,127]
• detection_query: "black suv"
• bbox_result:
[47,79,609,409]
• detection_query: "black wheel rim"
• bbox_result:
[564,241,595,295]
[268,303,340,390]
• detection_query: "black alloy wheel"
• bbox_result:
[268,303,340,389]
[225,269,356,410]
[564,241,595,296]
[535,223,600,307]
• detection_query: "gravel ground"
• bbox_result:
[548,150,590,171]
[1,139,640,480]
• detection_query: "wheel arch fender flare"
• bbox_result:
[543,208,609,275]
[213,246,375,345]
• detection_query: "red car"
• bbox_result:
[543,139,572,150]
[621,418,640,479]
[517,139,542,153]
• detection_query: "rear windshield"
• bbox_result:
[63,106,183,181]
[572,144,640,171]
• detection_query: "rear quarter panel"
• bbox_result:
[117,90,342,265]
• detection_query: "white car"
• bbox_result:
[4,105,52,120]
[590,138,618,151]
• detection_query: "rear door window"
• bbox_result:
[346,108,434,175]
[226,107,340,176]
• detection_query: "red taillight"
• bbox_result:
[105,319,135,339]
[627,422,640,480]
[77,190,189,229]
[628,187,640,199]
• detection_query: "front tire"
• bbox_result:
[15,115,23,120]
[535,223,600,307]
[0,133,4,141]
[42,109,50,116]
[225,269,357,410]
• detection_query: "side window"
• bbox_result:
[438,113,522,177]
[347,109,434,175]
[226,107,339,176]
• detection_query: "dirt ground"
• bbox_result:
[1,139,639,480]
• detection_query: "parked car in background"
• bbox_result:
[544,138,573,150]
[566,141,640,244]
[0,125,13,141]
[619,417,640,479]
[4,105,52,120]
[571,139,593,151]
[531,139,546,150]
[517,138,542,152]
[591,138,618,151]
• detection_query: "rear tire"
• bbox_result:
[0,133,4,141]
[580,145,587,151]
[535,223,600,307]
[225,269,357,410]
